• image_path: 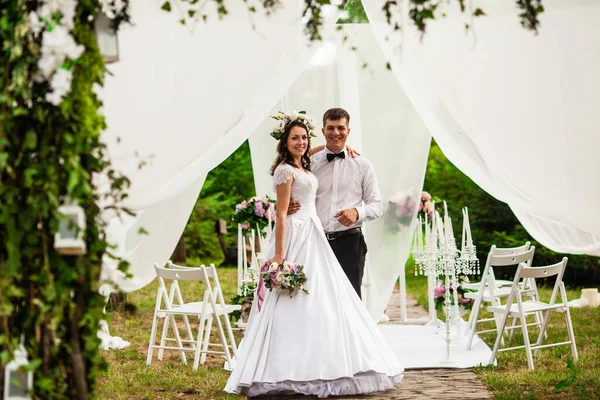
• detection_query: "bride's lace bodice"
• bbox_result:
[273,163,318,211]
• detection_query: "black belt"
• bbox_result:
[325,227,361,241]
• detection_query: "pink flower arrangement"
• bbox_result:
[419,191,435,220]
[433,275,475,311]
[232,195,275,232]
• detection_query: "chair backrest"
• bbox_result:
[479,245,535,295]
[491,242,531,256]
[200,263,228,308]
[155,264,205,282]
[488,247,535,267]
[514,257,568,305]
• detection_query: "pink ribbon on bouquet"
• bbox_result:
[255,261,269,312]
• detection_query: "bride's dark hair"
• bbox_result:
[270,120,312,175]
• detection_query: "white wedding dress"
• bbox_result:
[224,163,404,398]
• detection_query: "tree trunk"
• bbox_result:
[170,233,186,264]
[70,289,89,400]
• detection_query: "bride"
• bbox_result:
[224,112,404,398]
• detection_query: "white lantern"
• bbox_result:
[94,12,119,64]
[54,203,87,256]
[3,343,32,400]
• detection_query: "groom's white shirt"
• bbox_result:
[311,148,383,233]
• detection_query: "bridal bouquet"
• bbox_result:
[260,260,309,297]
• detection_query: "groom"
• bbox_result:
[290,108,383,298]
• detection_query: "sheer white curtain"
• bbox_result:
[249,26,432,320]
[98,0,340,294]
[364,0,600,257]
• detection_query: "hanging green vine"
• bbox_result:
[0,0,130,398]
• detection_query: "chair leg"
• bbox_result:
[533,310,552,357]
[200,317,214,365]
[157,316,169,360]
[519,312,535,370]
[466,294,484,349]
[214,314,234,367]
[168,315,187,364]
[564,304,579,361]
[193,315,208,370]
[488,309,510,366]
[508,315,519,340]
[146,313,159,366]
[223,313,239,358]
[182,315,196,349]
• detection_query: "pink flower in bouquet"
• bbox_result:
[424,200,434,215]
[267,202,275,218]
[254,201,266,218]
[240,223,250,230]
[434,285,446,299]
[421,191,432,201]
[235,200,249,213]
[395,203,406,217]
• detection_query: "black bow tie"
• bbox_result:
[327,152,346,162]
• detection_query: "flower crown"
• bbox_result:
[270,110,317,140]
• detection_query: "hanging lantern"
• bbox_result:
[94,11,119,64]
[54,203,87,256]
[3,342,33,400]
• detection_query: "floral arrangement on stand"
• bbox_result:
[433,274,476,314]
[229,282,256,323]
[419,191,435,221]
[384,190,418,233]
[261,260,309,297]
[232,195,276,233]
[385,190,437,233]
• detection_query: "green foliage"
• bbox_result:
[424,140,599,286]
[0,1,130,398]
[184,140,256,264]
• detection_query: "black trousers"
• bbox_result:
[327,231,368,299]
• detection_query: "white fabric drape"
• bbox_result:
[249,26,431,320]
[98,0,340,293]
[364,0,600,256]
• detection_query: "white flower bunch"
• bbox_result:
[270,110,317,140]
[99,0,127,19]
[28,0,86,105]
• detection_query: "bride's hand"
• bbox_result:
[346,144,361,158]
[270,254,284,265]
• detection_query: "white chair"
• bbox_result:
[465,246,537,350]
[462,242,531,292]
[147,262,240,370]
[488,257,578,370]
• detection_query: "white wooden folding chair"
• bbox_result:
[488,257,578,370]
[147,263,240,370]
[465,246,537,350]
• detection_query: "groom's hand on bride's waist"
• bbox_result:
[287,200,301,215]
[334,208,359,227]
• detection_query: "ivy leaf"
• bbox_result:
[23,131,37,150]
[473,8,486,17]
[188,10,196,18]
[161,1,172,12]
[0,153,8,171]
[13,107,28,117]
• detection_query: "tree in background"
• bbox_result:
[184,140,256,265]
[424,140,599,286]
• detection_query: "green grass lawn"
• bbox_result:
[97,266,245,400]
[404,258,600,400]
[98,260,600,399]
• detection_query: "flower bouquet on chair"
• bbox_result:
[260,260,309,297]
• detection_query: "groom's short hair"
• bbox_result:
[323,108,350,127]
